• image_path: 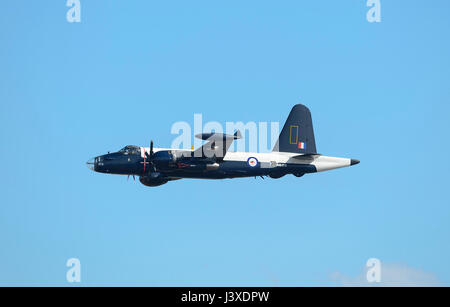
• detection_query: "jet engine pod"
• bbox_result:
[139,172,168,187]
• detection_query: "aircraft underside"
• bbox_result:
[163,162,317,180]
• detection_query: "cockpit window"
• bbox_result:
[119,145,140,155]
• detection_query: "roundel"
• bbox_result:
[247,157,259,167]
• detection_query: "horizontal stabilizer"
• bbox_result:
[291,153,321,159]
[290,153,321,162]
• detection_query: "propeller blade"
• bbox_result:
[146,140,155,173]
[143,153,147,173]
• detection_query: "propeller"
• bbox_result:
[143,140,155,174]
[127,175,135,181]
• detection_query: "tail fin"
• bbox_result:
[272,104,317,154]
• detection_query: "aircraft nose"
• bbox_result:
[350,159,360,166]
[86,158,96,171]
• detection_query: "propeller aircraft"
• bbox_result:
[87,104,359,187]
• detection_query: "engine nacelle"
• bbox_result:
[139,173,168,187]
[152,150,185,170]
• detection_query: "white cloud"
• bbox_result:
[331,262,441,287]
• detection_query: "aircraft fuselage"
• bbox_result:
[86,104,360,187]
[88,147,358,180]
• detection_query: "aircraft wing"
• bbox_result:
[193,130,241,160]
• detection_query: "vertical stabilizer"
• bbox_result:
[272,104,317,154]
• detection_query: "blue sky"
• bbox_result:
[1,0,449,286]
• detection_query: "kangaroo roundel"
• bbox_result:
[247,157,259,167]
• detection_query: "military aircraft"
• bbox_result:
[86,104,359,187]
